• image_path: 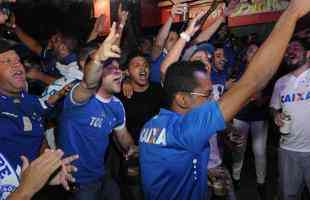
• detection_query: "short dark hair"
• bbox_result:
[213,41,225,50]
[291,37,308,51]
[60,33,79,53]
[163,61,208,106]
[0,38,15,54]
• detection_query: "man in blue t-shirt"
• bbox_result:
[57,23,137,200]
[0,41,47,180]
[0,39,78,198]
[139,1,309,198]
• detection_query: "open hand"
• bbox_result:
[93,22,121,62]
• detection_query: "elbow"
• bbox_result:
[82,80,98,90]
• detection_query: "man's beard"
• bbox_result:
[286,53,307,70]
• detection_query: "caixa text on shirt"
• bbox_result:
[281,91,310,103]
[0,154,19,199]
[139,128,167,146]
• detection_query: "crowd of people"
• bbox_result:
[0,0,309,199]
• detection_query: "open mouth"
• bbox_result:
[113,76,122,85]
[138,71,148,81]
[12,71,25,82]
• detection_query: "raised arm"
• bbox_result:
[194,0,240,44]
[151,3,187,60]
[219,0,310,122]
[115,4,128,47]
[72,22,121,104]
[13,15,43,56]
[87,15,105,43]
[160,11,206,82]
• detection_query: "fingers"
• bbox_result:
[38,149,64,175]
[105,22,117,42]
[61,154,79,165]
[111,45,121,54]
[20,155,30,172]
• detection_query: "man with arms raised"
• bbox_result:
[139,0,310,199]
[57,23,137,200]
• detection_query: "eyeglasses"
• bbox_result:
[0,58,21,66]
[190,90,213,99]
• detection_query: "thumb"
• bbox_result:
[21,155,30,172]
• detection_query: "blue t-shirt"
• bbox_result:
[150,52,167,83]
[57,86,126,184]
[0,92,47,171]
[139,101,225,200]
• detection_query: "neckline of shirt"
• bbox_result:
[95,94,114,103]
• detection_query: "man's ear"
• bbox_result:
[175,92,192,110]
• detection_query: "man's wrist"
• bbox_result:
[9,186,33,200]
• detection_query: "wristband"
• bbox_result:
[180,32,191,42]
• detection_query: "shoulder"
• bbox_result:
[105,96,125,112]
[274,74,291,90]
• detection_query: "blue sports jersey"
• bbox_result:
[57,85,126,184]
[0,92,47,172]
[139,101,225,200]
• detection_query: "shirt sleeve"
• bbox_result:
[270,80,282,110]
[63,83,90,110]
[170,101,226,153]
[31,96,52,116]
[113,100,126,131]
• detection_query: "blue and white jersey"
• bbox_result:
[139,101,225,200]
[57,84,126,184]
[41,61,83,101]
[0,153,20,200]
[0,92,48,199]
[270,69,310,152]
[0,92,47,172]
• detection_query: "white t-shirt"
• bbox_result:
[0,154,20,200]
[41,61,83,101]
[270,68,310,152]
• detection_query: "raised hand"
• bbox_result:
[171,3,188,19]
[118,4,128,27]
[224,0,241,17]
[93,22,121,62]
[184,10,208,37]
[93,14,105,35]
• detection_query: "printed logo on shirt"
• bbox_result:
[90,117,104,128]
[23,116,33,132]
[281,91,310,103]
[0,154,20,200]
[139,128,167,146]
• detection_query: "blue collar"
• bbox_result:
[159,108,182,117]
[60,53,77,65]
[0,91,26,100]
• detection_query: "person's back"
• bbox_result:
[140,97,225,199]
